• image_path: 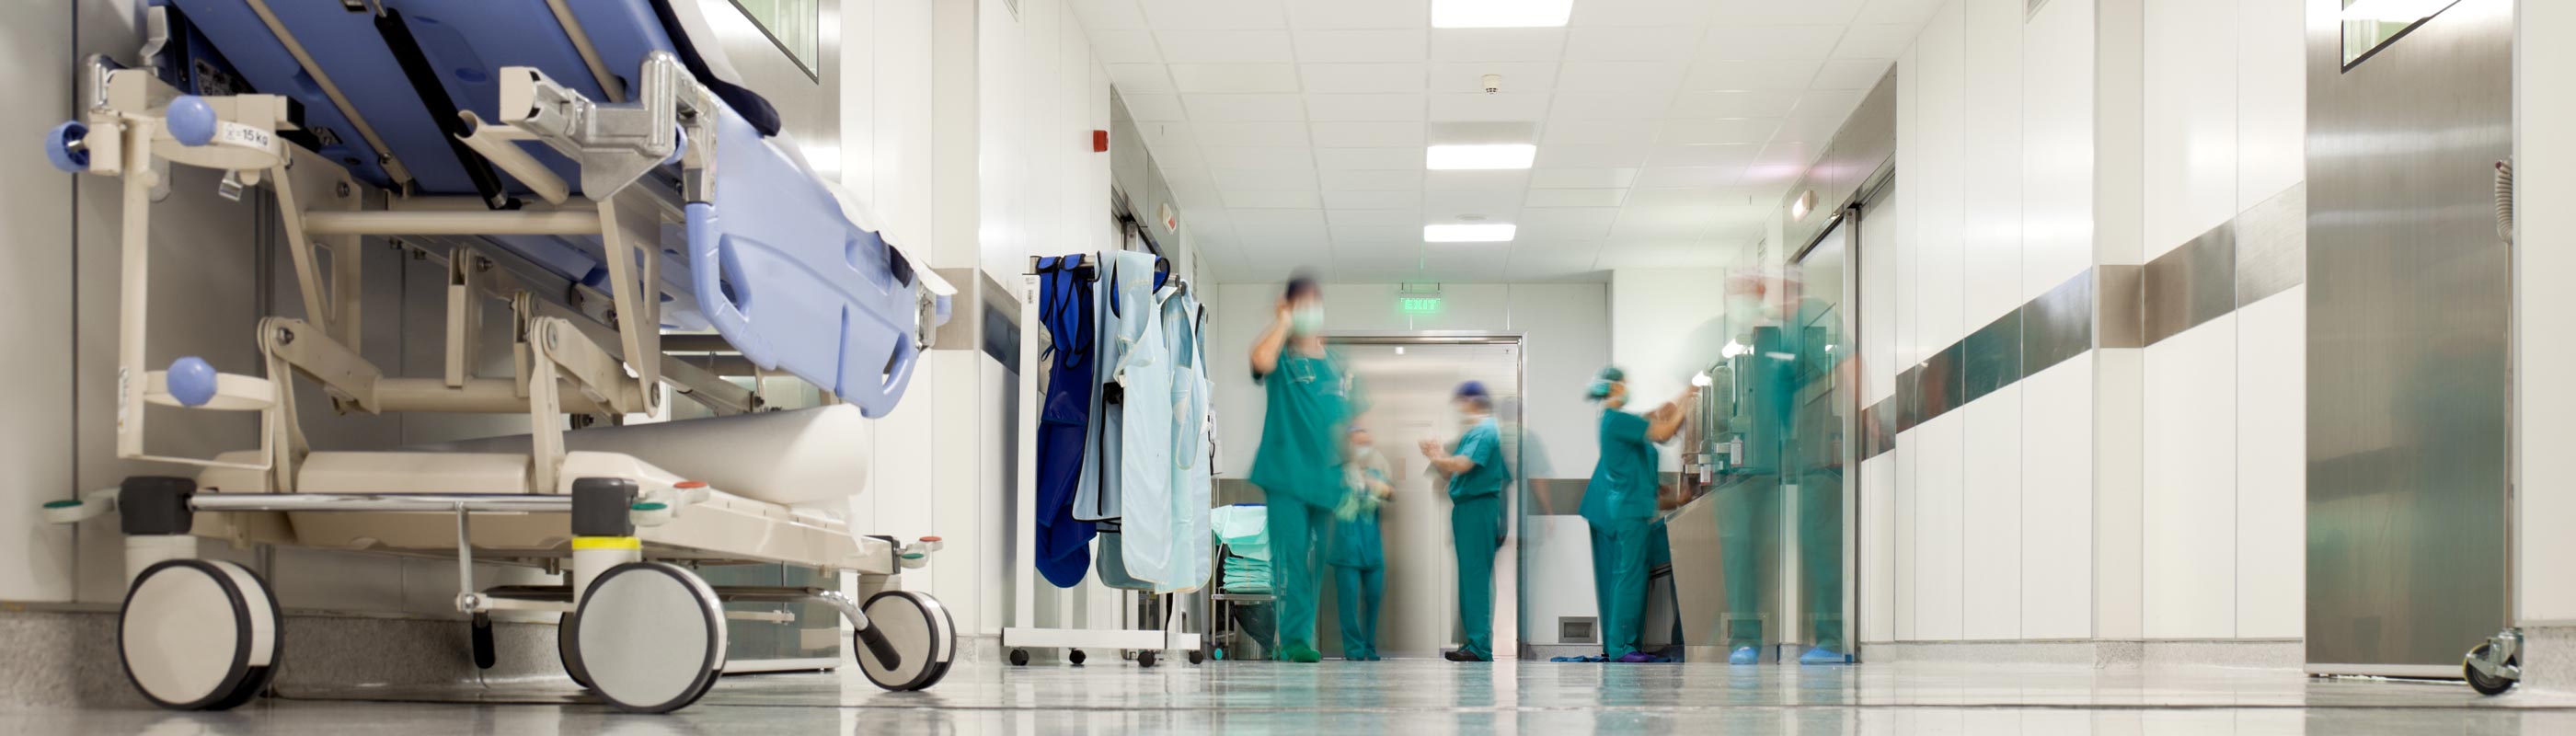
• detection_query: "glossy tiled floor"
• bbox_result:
[11,658,2576,734]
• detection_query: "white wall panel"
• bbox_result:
[1893,437,1918,640]
[2518,0,2576,623]
[1895,42,1922,370]
[1862,453,1897,643]
[1912,1,1968,354]
[2235,288,2305,638]
[2020,0,2095,299]
[2141,0,2238,257]
[1914,411,1966,640]
[0,0,75,602]
[2143,315,2238,638]
[2234,0,2306,211]
[2021,353,2095,639]
[1962,386,2024,640]
[2094,348,2145,638]
[1611,269,1728,471]
[1861,190,1900,405]
[1959,0,2023,328]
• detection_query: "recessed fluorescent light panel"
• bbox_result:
[1425,144,1536,170]
[1424,224,1517,242]
[1432,0,1573,29]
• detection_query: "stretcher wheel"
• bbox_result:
[557,612,593,689]
[855,591,956,692]
[574,562,726,713]
[1068,649,1087,666]
[119,559,282,710]
[2466,644,2519,696]
[1137,650,1159,668]
[1189,650,1205,665]
[1008,649,1029,666]
[470,613,497,670]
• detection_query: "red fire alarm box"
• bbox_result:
[1092,130,1109,153]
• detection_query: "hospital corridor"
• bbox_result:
[8,0,2576,733]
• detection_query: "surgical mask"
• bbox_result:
[1290,305,1325,335]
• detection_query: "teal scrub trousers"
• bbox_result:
[1268,496,1333,658]
[1451,494,1505,659]
[1588,518,1654,658]
[1332,565,1384,659]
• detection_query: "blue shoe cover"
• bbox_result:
[1798,647,1849,665]
[1729,647,1759,665]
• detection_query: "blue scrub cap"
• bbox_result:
[1454,381,1489,400]
[1586,365,1626,400]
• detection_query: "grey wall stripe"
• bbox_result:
[1851,182,2307,463]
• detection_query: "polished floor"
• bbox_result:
[10,658,2576,734]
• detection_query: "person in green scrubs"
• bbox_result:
[1330,426,1394,661]
[1579,367,1694,663]
[1420,381,1511,661]
[1248,275,1363,663]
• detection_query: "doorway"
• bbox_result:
[1317,336,1524,660]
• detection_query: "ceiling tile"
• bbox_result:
[1184,94,1308,121]
[1771,116,1848,144]
[1288,0,1430,29]
[1195,121,1311,146]
[1327,209,1427,226]
[1090,30,1164,63]
[1429,92,1553,121]
[1650,143,1760,167]
[1108,63,1179,94]
[1329,224,1420,243]
[1597,243,1732,269]
[1428,62,1559,93]
[1311,121,1427,147]
[1204,145,1317,168]
[1669,89,1804,117]
[1524,189,1629,207]
[1710,0,1869,25]
[1316,147,1425,169]
[1681,59,1823,90]
[1213,167,1319,190]
[1302,63,1429,93]
[1423,190,1523,220]
[1658,118,1783,145]
[1788,89,1869,120]
[1431,29,1567,62]
[1635,167,1745,188]
[1229,208,1329,235]
[1153,145,1207,170]
[1305,94,1428,121]
[1625,188,1735,207]
[1554,61,1689,95]
[1425,169,1531,190]
[1564,27,1703,61]
[1834,24,1920,59]
[1225,189,1326,208]
[1546,92,1671,120]
[1138,0,1287,29]
[1535,144,1652,168]
[1742,140,1819,184]
[1541,118,1658,145]
[1071,0,1149,30]
[1698,25,1846,61]
[1293,29,1430,63]
[1571,0,1719,27]
[1171,63,1304,93]
[1121,93,1190,121]
[1514,207,1623,238]
[1529,167,1639,189]
[1136,121,1197,147]
[1323,190,1425,209]
[1321,168,1425,190]
[1811,59,1893,89]
[1156,30,1297,63]
[1857,0,1948,28]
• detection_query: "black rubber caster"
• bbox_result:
[1068,649,1087,666]
[470,613,497,670]
[2467,643,2519,696]
[1137,650,1159,668]
[1188,650,1205,665]
[558,612,593,689]
[1009,649,1029,666]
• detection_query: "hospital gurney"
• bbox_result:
[41,0,958,713]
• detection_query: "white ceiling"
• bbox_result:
[1076,0,1940,283]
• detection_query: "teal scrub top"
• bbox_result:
[1581,408,1659,526]
[1328,463,1390,569]
[1444,417,1510,500]
[1249,348,1363,507]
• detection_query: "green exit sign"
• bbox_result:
[1400,296,1442,314]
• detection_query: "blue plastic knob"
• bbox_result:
[167,96,217,147]
[167,356,218,408]
[44,121,89,173]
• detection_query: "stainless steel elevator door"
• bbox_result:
[2305,0,2513,674]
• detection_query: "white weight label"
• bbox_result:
[213,121,274,152]
[117,367,131,431]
